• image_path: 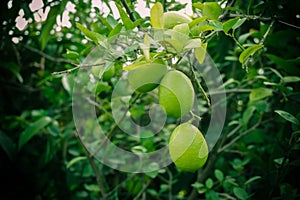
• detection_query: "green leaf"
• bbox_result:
[282,76,300,83]
[184,38,202,49]
[131,145,147,155]
[194,43,207,64]
[205,190,220,200]
[208,20,223,31]
[274,157,284,165]
[267,67,283,79]
[123,61,148,71]
[232,18,247,30]
[192,3,204,10]
[62,74,74,95]
[84,184,100,192]
[18,116,52,150]
[244,176,261,185]
[0,131,16,160]
[150,2,164,29]
[214,169,224,182]
[266,54,295,69]
[145,162,160,178]
[116,3,134,30]
[205,178,214,189]
[1,62,23,83]
[131,19,143,29]
[39,5,60,50]
[76,22,105,45]
[202,2,222,20]
[98,14,113,31]
[140,34,150,61]
[67,156,87,168]
[62,49,80,60]
[173,23,190,35]
[108,23,123,38]
[249,88,272,102]
[192,182,207,194]
[233,187,249,200]
[197,24,215,33]
[223,17,239,34]
[189,16,207,28]
[242,106,256,127]
[239,44,264,63]
[275,110,299,125]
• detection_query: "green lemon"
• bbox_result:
[158,70,194,118]
[163,11,192,29]
[103,65,115,81]
[169,123,208,172]
[91,65,115,81]
[127,63,168,93]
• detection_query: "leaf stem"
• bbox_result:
[191,63,211,106]
[260,20,275,44]
[231,33,245,51]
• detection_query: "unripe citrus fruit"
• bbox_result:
[169,123,208,172]
[103,65,115,81]
[163,11,192,29]
[127,63,168,93]
[91,65,115,81]
[158,70,194,118]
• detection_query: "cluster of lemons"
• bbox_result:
[127,63,208,172]
[123,3,209,172]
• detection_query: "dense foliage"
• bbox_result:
[1,0,300,199]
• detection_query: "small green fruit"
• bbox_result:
[103,66,115,81]
[127,63,168,93]
[169,123,208,172]
[158,70,194,118]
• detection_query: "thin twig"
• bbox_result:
[228,14,272,21]
[227,124,242,138]
[260,20,275,44]
[190,61,211,106]
[218,192,237,200]
[23,45,106,75]
[90,92,142,157]
[209,88,252,95]
[189,111,202,123]
[120,0,136,22]
[278,20,300,30]
[23,45,73,64]
[218,116,265,153]
[106,173,136,197]
[51,62,106,75]
[133,178,152,200]
[227,14,300,30]
[219,0,236,20]
[231,33,245,51]
[166,168,173,200]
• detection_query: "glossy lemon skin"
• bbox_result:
[128,63,168,93]
[169,123,208,172]
[158,70,194,118]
